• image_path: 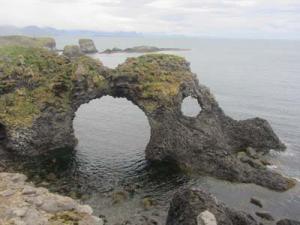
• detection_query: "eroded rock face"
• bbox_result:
[79,39,98,53]
[0,47,296,191]
[166,188,258,225]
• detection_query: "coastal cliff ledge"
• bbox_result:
[0,45,296,192]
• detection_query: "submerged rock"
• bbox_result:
[79,38,98,53]
[166,188,258,225]
[142,197,156,210]
[0,47,295,191]
[112,190,129,204]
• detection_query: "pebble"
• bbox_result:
[22,185,37,195]
[197,210,217,225]
[112,190,129,204]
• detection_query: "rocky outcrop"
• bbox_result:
[0,35,56,50]
[101,47,122,54]
[277,219,300,225]
[166,188,258,225]
[0,172,103,225]
[63,45,83,58]
[101,45,188,54]
[0,46,296,191]
[79,39,98,53]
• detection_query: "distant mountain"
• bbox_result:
[0,25,142,37]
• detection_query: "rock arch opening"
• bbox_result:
[73,95,151,161]
[181,96,202,117]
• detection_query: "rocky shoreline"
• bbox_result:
[1,170,299,225]
[0,172,103,225]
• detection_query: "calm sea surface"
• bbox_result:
[23,37,300,223]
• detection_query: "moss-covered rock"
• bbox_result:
[0,35,56,50]
[0,46,71,127]
[78,39,97,53]
[0,46,109,153]
[113,54,193,112]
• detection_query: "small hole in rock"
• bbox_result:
[181,96,202,117]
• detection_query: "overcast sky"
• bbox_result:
[0,0,299,39]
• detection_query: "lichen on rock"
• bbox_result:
[0,45,296,192]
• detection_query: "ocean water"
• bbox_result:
[21,37,300,223]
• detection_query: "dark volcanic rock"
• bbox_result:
[166,188,258,225]
[79,39,98,53]
[124,46,161,53]
[277,219,300,225]
[255,212,275,221]
[250,197,263,208]
[101,47,123,54]
[0,49,296,191]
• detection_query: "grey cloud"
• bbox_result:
[0,0,299,39]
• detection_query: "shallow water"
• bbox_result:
[9,37,300,223]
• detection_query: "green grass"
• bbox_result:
[0,46,107,128]
[115,54,193,111]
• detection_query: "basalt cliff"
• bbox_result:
[0,45,296,192]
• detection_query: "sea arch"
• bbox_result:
[0,48,293,191]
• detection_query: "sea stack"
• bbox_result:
[78,39,98,53]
